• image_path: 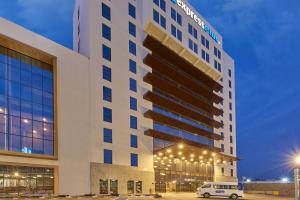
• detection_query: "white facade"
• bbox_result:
[0,0,237,196]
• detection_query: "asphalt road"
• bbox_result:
[161,193,293,200]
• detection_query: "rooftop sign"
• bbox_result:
[171,0,220,44]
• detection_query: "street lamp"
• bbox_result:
[294,155,300,200]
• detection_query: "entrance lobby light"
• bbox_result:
[14,172,19,177]
[179,144,184,149]
[203,150,207,155]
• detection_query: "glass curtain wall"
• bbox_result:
[0,46,54,156]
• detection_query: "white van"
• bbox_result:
[197,182,243,199]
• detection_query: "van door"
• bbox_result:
[213,184,226,196]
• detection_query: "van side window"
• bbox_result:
[201,184,211,188]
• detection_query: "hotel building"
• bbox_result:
[0,0,237,196]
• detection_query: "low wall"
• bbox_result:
[244,182,294,197]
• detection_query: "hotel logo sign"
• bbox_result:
[171,0,220,44]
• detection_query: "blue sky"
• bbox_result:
[1,0,300,180]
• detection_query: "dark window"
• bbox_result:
[221,144,225,152]
[228,69,232,77]
[103,128,112,143]
[171,8,176,21]
[229,102,232,110]
[229,91,232,99]
[154,0,165,12]
[131,153,138,167]
[103,86,112,102]
[206,39,210,49]
[201,35,205,45]
[218,50,221,59]
[206,53,210,63]
[222,168,225,175]
[230,146,233,154]
[102,3,111,21]
[230,124,233,132]
[171,25,176,37]
[214,47,218,56]
[153,10,166,29]
[221,132,224,140]
[129,78,137,92]
[129,41,136,56]
[130,97,137,111]
[102,24,111,41]
[103,107,112,123]
[153,9,159,24]
[188,24,193,35]
[177,30,182,41]
[104,149,112,164]
[160,15,166,29]
[128,3,136,19]
[102,65,111,82]
[229,113,232,121]
[231,169,234,177]
[201,50,205,60]
[130,115,137,129]
[130,135,138,148]
[102,45,111,61]
[129,22,136,37]
[129,59,137,74]
[230,135,233,143]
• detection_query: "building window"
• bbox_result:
[102,65,111,82]
[230,124,233,132]
[129,41,136,56]
[230,146,233,155]
[130,116,137,129]
[129,78,137,92]
[129,22,136,37]
[221,144,225,152]
[102,3,111,21]
[221,132,224,140]
[221,168,225,176]
[201,35,209,49]
[189,39,198,54]
[102,23,111,41]
[229,102,232,110]
[229,80,232,88]
[104,149,112,164]
[171,8,182,26]
[130,135,138,148]
[230,135,233,143]
[128,3,136,19]
[231,169,234,177]
[102,45,111,61]
[229,113,232,121]
[103,86,112,102]
[171,25,182,41]
[131,153,138,167]
[218,50,221,59]
[153,0,166,12]
[129,59,137,74]
[130,97,137,111]
[103,107,112,123]
[153,9,166,29]
[228,69,232,77]
[188,23,197,39]
[229,91,232,99]
[0,47,54,155]
[103,128,112,143]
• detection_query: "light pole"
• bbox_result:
[295,156,300,200]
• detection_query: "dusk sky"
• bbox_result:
[1,0,300,180]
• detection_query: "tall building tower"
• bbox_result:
[74,0,237,194]
[0,0,237,196]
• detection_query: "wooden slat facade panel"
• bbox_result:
[144,91,223,129]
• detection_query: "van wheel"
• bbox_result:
[203,193,210,198]
[230,194,238,200]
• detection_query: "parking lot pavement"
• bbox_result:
[161,193,293,200]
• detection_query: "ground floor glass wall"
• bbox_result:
[155,160,214,193]
[0,165,54,196]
